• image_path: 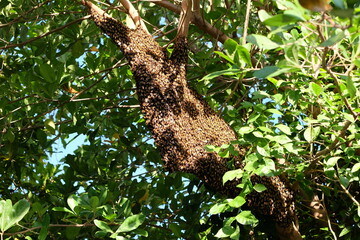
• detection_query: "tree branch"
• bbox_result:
[153,0,230,43]
[119,0,149,32]
[0,16,90,50]
[313,120,353,160]
[0,0,52,28]
[177,0,192,37]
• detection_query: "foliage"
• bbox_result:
[0,0,360,239]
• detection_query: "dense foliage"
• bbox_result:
[0,0,360,239]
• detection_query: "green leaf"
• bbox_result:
[247,35,280,50]
[39,63,56,83]
[0,199,30,232]
[67,195,78,213]
[253,66,292,79]
[94,220,113,233]
[319,31,345,47]
[133,228,148,237]
[266,108,283,115]
[45,119,56,135]
[254,66,278,78]
[339,176,349,188]
[237,126,253,135]
[236,45,252,66]
[214,51,234,64]
[351,163,360,173]
[253,184,267,192]
[256,146,269,157]
[258,9,272,22]
[235,211,258,225]
[5,129,15,143]
[204,145,221,153]
[52,207,73,214]
[219,149,230,158]
[326,157,341,167]
[169,223,181,237]
[263,14,301,26]
[209,203,228,215]
[339,226,351,237]
[90,196,99,208]
[276,124,291,135]
[115,214,145,233]
[201,67,240,81]
[310,82,322,96]
[228,196,246,208]
[273,135,292,144]
[223,169,243,184]
[230,225,240,239]
[72,40,85,58]
[38,214,50,240]
[224,38,238,55]
[346,77,357,99]
[304,126,320,142]
[215,225,235,238]
[353,59,360,68]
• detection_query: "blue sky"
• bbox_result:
[48,133,88,165]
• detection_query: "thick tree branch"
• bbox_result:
[119,0,149,32]
[177,0,192,37]
[153,0,230,43]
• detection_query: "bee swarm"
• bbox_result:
[90,10,296,227]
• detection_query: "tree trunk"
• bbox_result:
[84,3,302,239]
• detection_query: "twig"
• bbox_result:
[0,0,52,28]
[242,0,251,45]
[326,67,358,119]
[4,223,97,236]
[314,120,353,159]
[336,177,360,207]
[0,16,90,50]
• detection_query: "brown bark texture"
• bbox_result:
[83,3,302,239]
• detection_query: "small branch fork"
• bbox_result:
[153,0,229,43]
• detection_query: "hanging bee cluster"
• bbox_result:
[89,9,296,227]
[247,175,296,227]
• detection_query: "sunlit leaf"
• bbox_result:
[228,196,246,208]
[115,214,145,233]
[235,211,258,225]
[319,31,345,47]
[304,126,320,142]
[209,203,228,215]
[0,199,30,232]
[253,184,267,192]
[223,169,243,184]
[247,35,280,50]
[45,119,56,135]
[94,220,113,233]
[310,82,322,96]
[345,77,357,99]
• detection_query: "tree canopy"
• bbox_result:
[1,0,360,239]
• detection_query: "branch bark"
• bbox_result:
[119,0,149,32]
[177,0,192,37]
[153,0,230,43]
